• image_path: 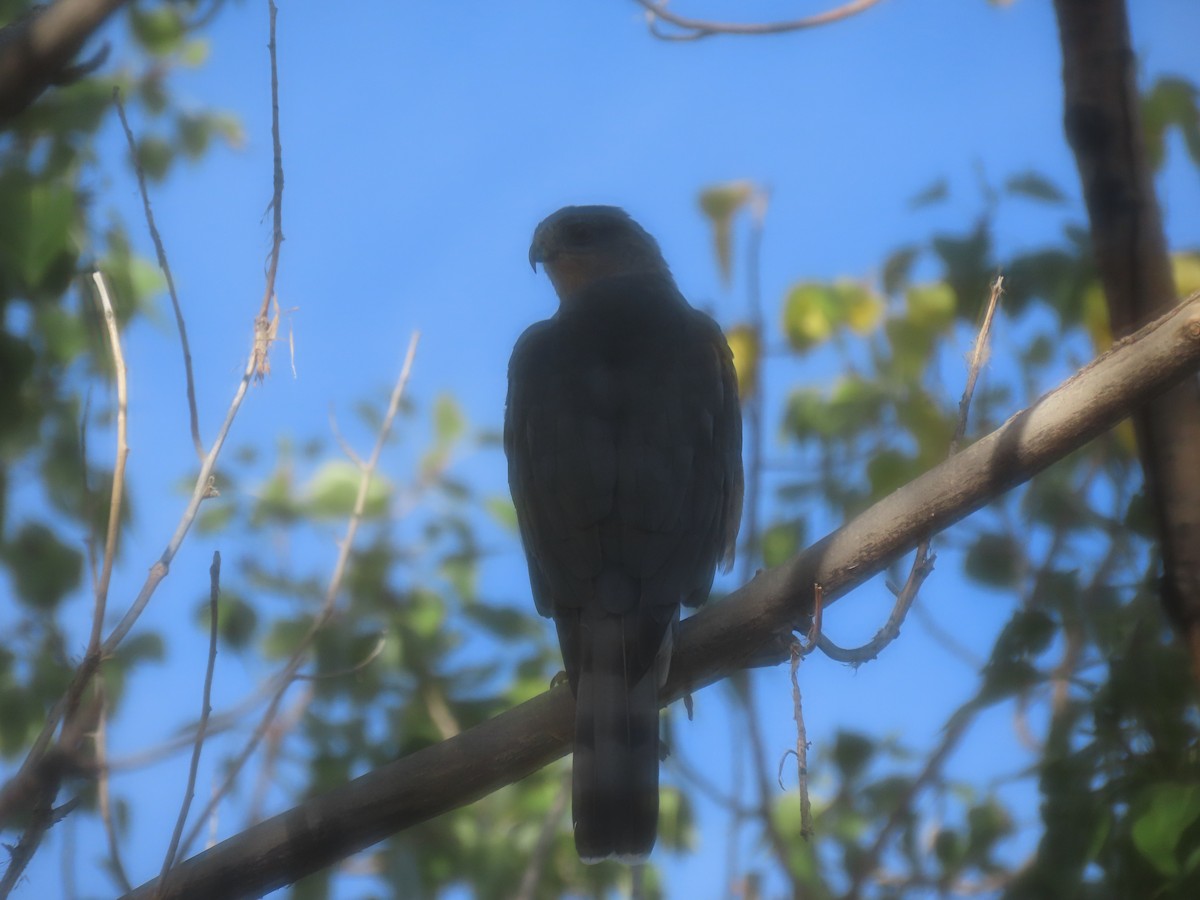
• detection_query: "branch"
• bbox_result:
[0,0,125,121]
[124,293,1200,899]
[1053,0,1200,685]
[633,0,885,42]
[0,0,289,838]
[172,331,419,862]
[160,552,222,880]
[114,88,204,460]
[818,275,1004,664]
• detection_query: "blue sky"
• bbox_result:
[11,0,1200,896]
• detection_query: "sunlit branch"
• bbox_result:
[125,292,1200,899]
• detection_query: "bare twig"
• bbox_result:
[953,276,1004,453]
[87,272,130,661]
[0,272,133,895]
[160,552,222,887]
[252,0,285,381]
[514,770,570,900]
[294,632,386,681]
[634,0,885,42]
[790,641,812,840]
[742,676,805,895]
[176,332,420,859]
[114,88,204,460]
[818,276,1005,665]
[846,706,975,899]
[1,0,291,845]
[95,684,133,893]
[329,405,366,469]
[246,685,310,826]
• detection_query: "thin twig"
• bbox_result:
[846,706,975,899]
[246,686,310,826]
[159,552,222,888]
[953,276,1004,453]
[0,1,293,842]
[177,332,420,859]
[789,641,812,839]
[818,275,1005,665]
[87,272,129,661]
[252,0,285,381]
[635,0,885,42]
[329,405,366,469]
[95,683,133,893]
[514,770,570,900]
[114,88,204,460]
[0,271,134,893]
[742,677,806,895]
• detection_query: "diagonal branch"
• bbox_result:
[114,88,205,460]
[124,292,1200,899]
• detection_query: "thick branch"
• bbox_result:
[0,0,126,122]
[129,293,1200,899]
[1054,0,1200,648]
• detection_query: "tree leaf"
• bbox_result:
[908,178,949,209]
[698,181,754,284]
[1132,783,1200,877]
[1004,171,1067,204]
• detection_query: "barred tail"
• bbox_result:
[571,613,660,864]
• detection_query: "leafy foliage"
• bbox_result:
[1,4,1198,899]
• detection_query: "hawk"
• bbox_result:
[504,205,743,863]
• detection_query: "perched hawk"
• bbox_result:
[504,206,743,863]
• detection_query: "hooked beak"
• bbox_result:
[528,238,545,273]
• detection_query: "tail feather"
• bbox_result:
[572,614,661,864]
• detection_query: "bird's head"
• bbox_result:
[528,206,670,302]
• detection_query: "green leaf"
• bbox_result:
[1142,76,1200,171]
[407,589,446,639]
[882,245,920,295]
[196,591,259,650]
[2,523,82,610]
[698,181,755,284]
[908,178,949,209]
[832,731,875,781]
[932,221,992,318]
[485,495,518,532]
[433,393,466,446]
[837,280,884,334]
[867,449,916,499]
[1004,171,1067,204]
[724,323,760,398]
[136,135,174,180]
[782,282,836,350]
[121,633,165,665]
[0,176,79,294]
[964,532,1019,587]
[177,112,212,158]
[884,317,935,380]
[905,282,956,331]
[180,38,211,68]
[760,520,804,568]
[1132,783,1200,877]
[303,460,391,520]
[129,5,186,56]
[263,617,313,659]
